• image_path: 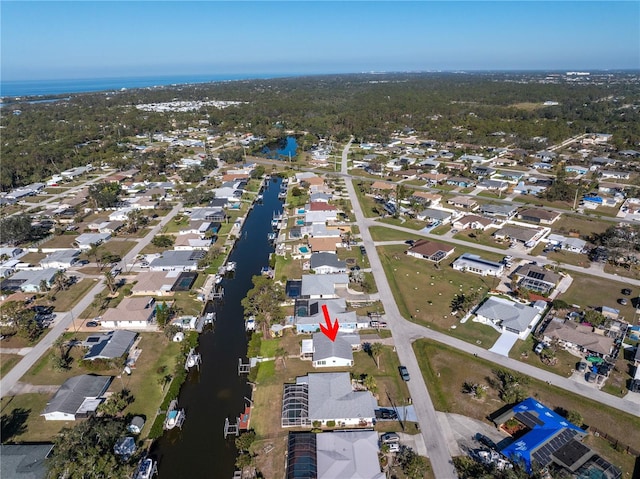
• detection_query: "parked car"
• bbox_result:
[376,409,398,420]
[577,361,588,373]
[404,239,415,246]
[86,321,99,327]
[360,246,367,256]
[388,443,400,452]
[381,432,400,444]
[622,288,632,296]
[398,365,410,381]
[619,298,628,305]
[534,342,545,354]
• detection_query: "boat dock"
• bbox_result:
[163,400,186,430]
[238,405,251,431]
[184,348,201,371]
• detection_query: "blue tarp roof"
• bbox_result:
[501,398,585,472]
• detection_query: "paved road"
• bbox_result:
[341,140,460,478]
[340,139,640,477]
[0,202,184,398]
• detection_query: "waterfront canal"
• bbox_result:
[152,177,283,478]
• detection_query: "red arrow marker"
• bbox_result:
[320,304,339,342]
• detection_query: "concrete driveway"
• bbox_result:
[488,331,520,356]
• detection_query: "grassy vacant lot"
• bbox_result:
[558,271,638,324]
[413,340,639,476]
[53,278,96,312]
[0,353,21,378]
[19,252,46,264]
[37,234,79,249]
[102,239,136,258]
[377,244,503,346]
[453,229,508,250]
[352,180,381,218]
[603,263,640,281]
[274,253,304,282]
[552,214,613,238]
[378,217,427,230]
[369,226,424,242]
[251,332,410,479]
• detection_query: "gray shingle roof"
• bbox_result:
[475,297,540,333]
[303,372,376,421]
[43,375,112,417]
[310,253,346,270]
[312,332,353,362]
[84,330,137,360]
[0,444,53,479]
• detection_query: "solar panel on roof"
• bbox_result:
[310,302,319,316]
[527,271,546,280]
[515,411,544,428]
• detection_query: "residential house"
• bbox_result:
[545,234,587,253]
[474,296,542,338]
[300,274,350,299]
[494,398,589,474]
[100,297,156,329]
[308,237,341,254]
[446,176,475,188]
[477,179,509,191]
[479,203,518,219]
[73,233,111,250]
[565,165,589,175]
[281,372,377,427]
[409,191,442,207]
[309,332,358,368]
[532,162,554,170]
[415,208,453,225]
[294,298,361,333]
[42,374,112,421]
[518,208,561,225]
[97,221,125,235]
[130,271,180,296]
[40,249,80,269]
[459,154,488,164]
[535,150,557,162]
[452,253,504,277]
[600,170,630,180]
[82,330,138,361]
[494,225,544,246]
[2,268,59,293]
[513,181,547,196]
[148,250,205,271]
[600,306,619,321]
[0,444,53,479]
[514,264,561,294]
[447,196,478,211]
[541,318,614,357]
[406,239,455,262]
[173,233,211,251]
[452,215,495,231]
[310,253,347,274]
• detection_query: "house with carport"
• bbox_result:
[473,296,542,339]
[42,374,112,421]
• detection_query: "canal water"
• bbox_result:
[262,135,297,160]
[152,177,283,478]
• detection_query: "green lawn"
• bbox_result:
[0,393,69,443]
[558,271,638,323]
[352,180,381,218]
[453,230,508,250]
[552,214,614,238]
[0,354,21,378]
[377,244,503,345]
[369,226,423,242]
[378,217,426,230]
[52,278,97,312]
[509,335,578,377]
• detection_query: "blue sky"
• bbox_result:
[2,1,639,80]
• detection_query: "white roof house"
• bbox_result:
[40,249,81,269]
[148,250,204,271]
[452,253,505,277]
[295,298,361,334]
[310,253,347,274]
[474,297,542,339]
[73,233,111,250]
[297,372,376,426]
[300,274,349,299]
[317,431,385,479]
[310,332,357,368]
[100,297,156,329]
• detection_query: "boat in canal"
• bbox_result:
[163,400,186,430]
[133,457,157,479]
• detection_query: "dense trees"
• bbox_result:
[0,214,48,245]
[241,275,285,339]
[46,417,132,478]
[3,73,638,191]
[88,182,122,208]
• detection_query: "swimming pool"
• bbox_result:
[297,209,305,214]
[296,219,305,226]
[299,246,310,254]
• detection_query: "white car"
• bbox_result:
[534,342,545,354]
[388,443,400,452]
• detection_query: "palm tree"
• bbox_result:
[103,271,117,294]
[87,243,101,266]
[53,270,69,292]
[369,342,383,369]
[126,209,148,234]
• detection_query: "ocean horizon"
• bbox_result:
[0,72,301,98]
